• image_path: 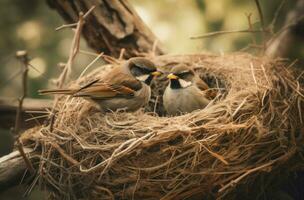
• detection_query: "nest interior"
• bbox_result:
[21,53,304,200]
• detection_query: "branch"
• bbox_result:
[266,0,304,58]
[254,0,267,51]
[0,149,33,192]
[0,97,52,129]
[47,0,164,58]
[14,51,29,134]
[14,51,35,174]
[190,29,267,39]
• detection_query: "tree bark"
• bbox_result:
[266,0,304,58]
[47,0,164,58]
[0,148,33,192]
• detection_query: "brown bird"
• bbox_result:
[163,64,211,115]
[39,57,161,112]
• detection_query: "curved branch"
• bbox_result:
[266,0,304,58]
[47,0,165,58]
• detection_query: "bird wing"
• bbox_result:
[74,69,142,99]
[74,81,136,99]
[194,76,218,99]
[195,77,209,91]
[39,65,142,99]
[103,66,142,91]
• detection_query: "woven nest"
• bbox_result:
[21,53,304,200]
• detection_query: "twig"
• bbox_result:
[201,144,228,165]
[50,143,79,166]
[119,48,125,60]
[79,49,99,56]
[250,62,258,90]
[218,161,274,193]
[78,52,104,78]
[0,70,22,88]
[14,51,29,135]
[151,39,159,57]
[49,9,90,132]
[271,15,304,40]
[265,0,304,57]
[260,64,271,85]
[190,29,267,39]
[245,13,257,45]
[14,50,35,173]
[254,0,266,51]
[269,0,286,33]
[57,12,84,88]
[28,63,49,80]
[254,0,265,31]
[79,50,119,64]
[56,23,78,31]
[55,5,96,31]
[232,97,248,118]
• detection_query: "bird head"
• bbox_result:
[127,57,161,85]
[167,64,195,89]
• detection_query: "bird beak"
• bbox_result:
[167,73,178,80]
[151,71,161,76]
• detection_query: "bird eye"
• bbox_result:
[177,71,192,79]
[130,64,151,77]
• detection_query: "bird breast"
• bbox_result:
[163,85,210,115]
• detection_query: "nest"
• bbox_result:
[21,53,304,200]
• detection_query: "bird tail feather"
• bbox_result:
[38,89,75,95]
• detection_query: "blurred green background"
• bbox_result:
[0,0,302,199]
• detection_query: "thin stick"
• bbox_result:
[49,9,92,132]
[57,12,84,89]
[286,59,298,69]
[201,144,228,165]
[55,6,96,31]
[79,49,99,56]
[250,62,258,90]
[79,49,119,64]
[0,70,22,88]
[28,63,49,80]
[14,50,35,173]
[232,97,248,118]
[245,13,257,45]
[270,15,304,42]
[254,0,267,51]
[119,48,125,60]
[152,39,159,57]
[78,52,104,78]
[50,143,79,166]
[153,96,159,114]
[260,64,271,85]
[190,29,266,39]
[254,0,265,31]
[56,23,78,31]
[218,161,274,192]
[269,0,286,33]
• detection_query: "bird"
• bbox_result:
[39,57,161,112]
[163,64,211,115]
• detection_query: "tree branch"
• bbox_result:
[266,0,304,58]
[0,98,52,129]
[0,148,33,192]
[47,0,165,58]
